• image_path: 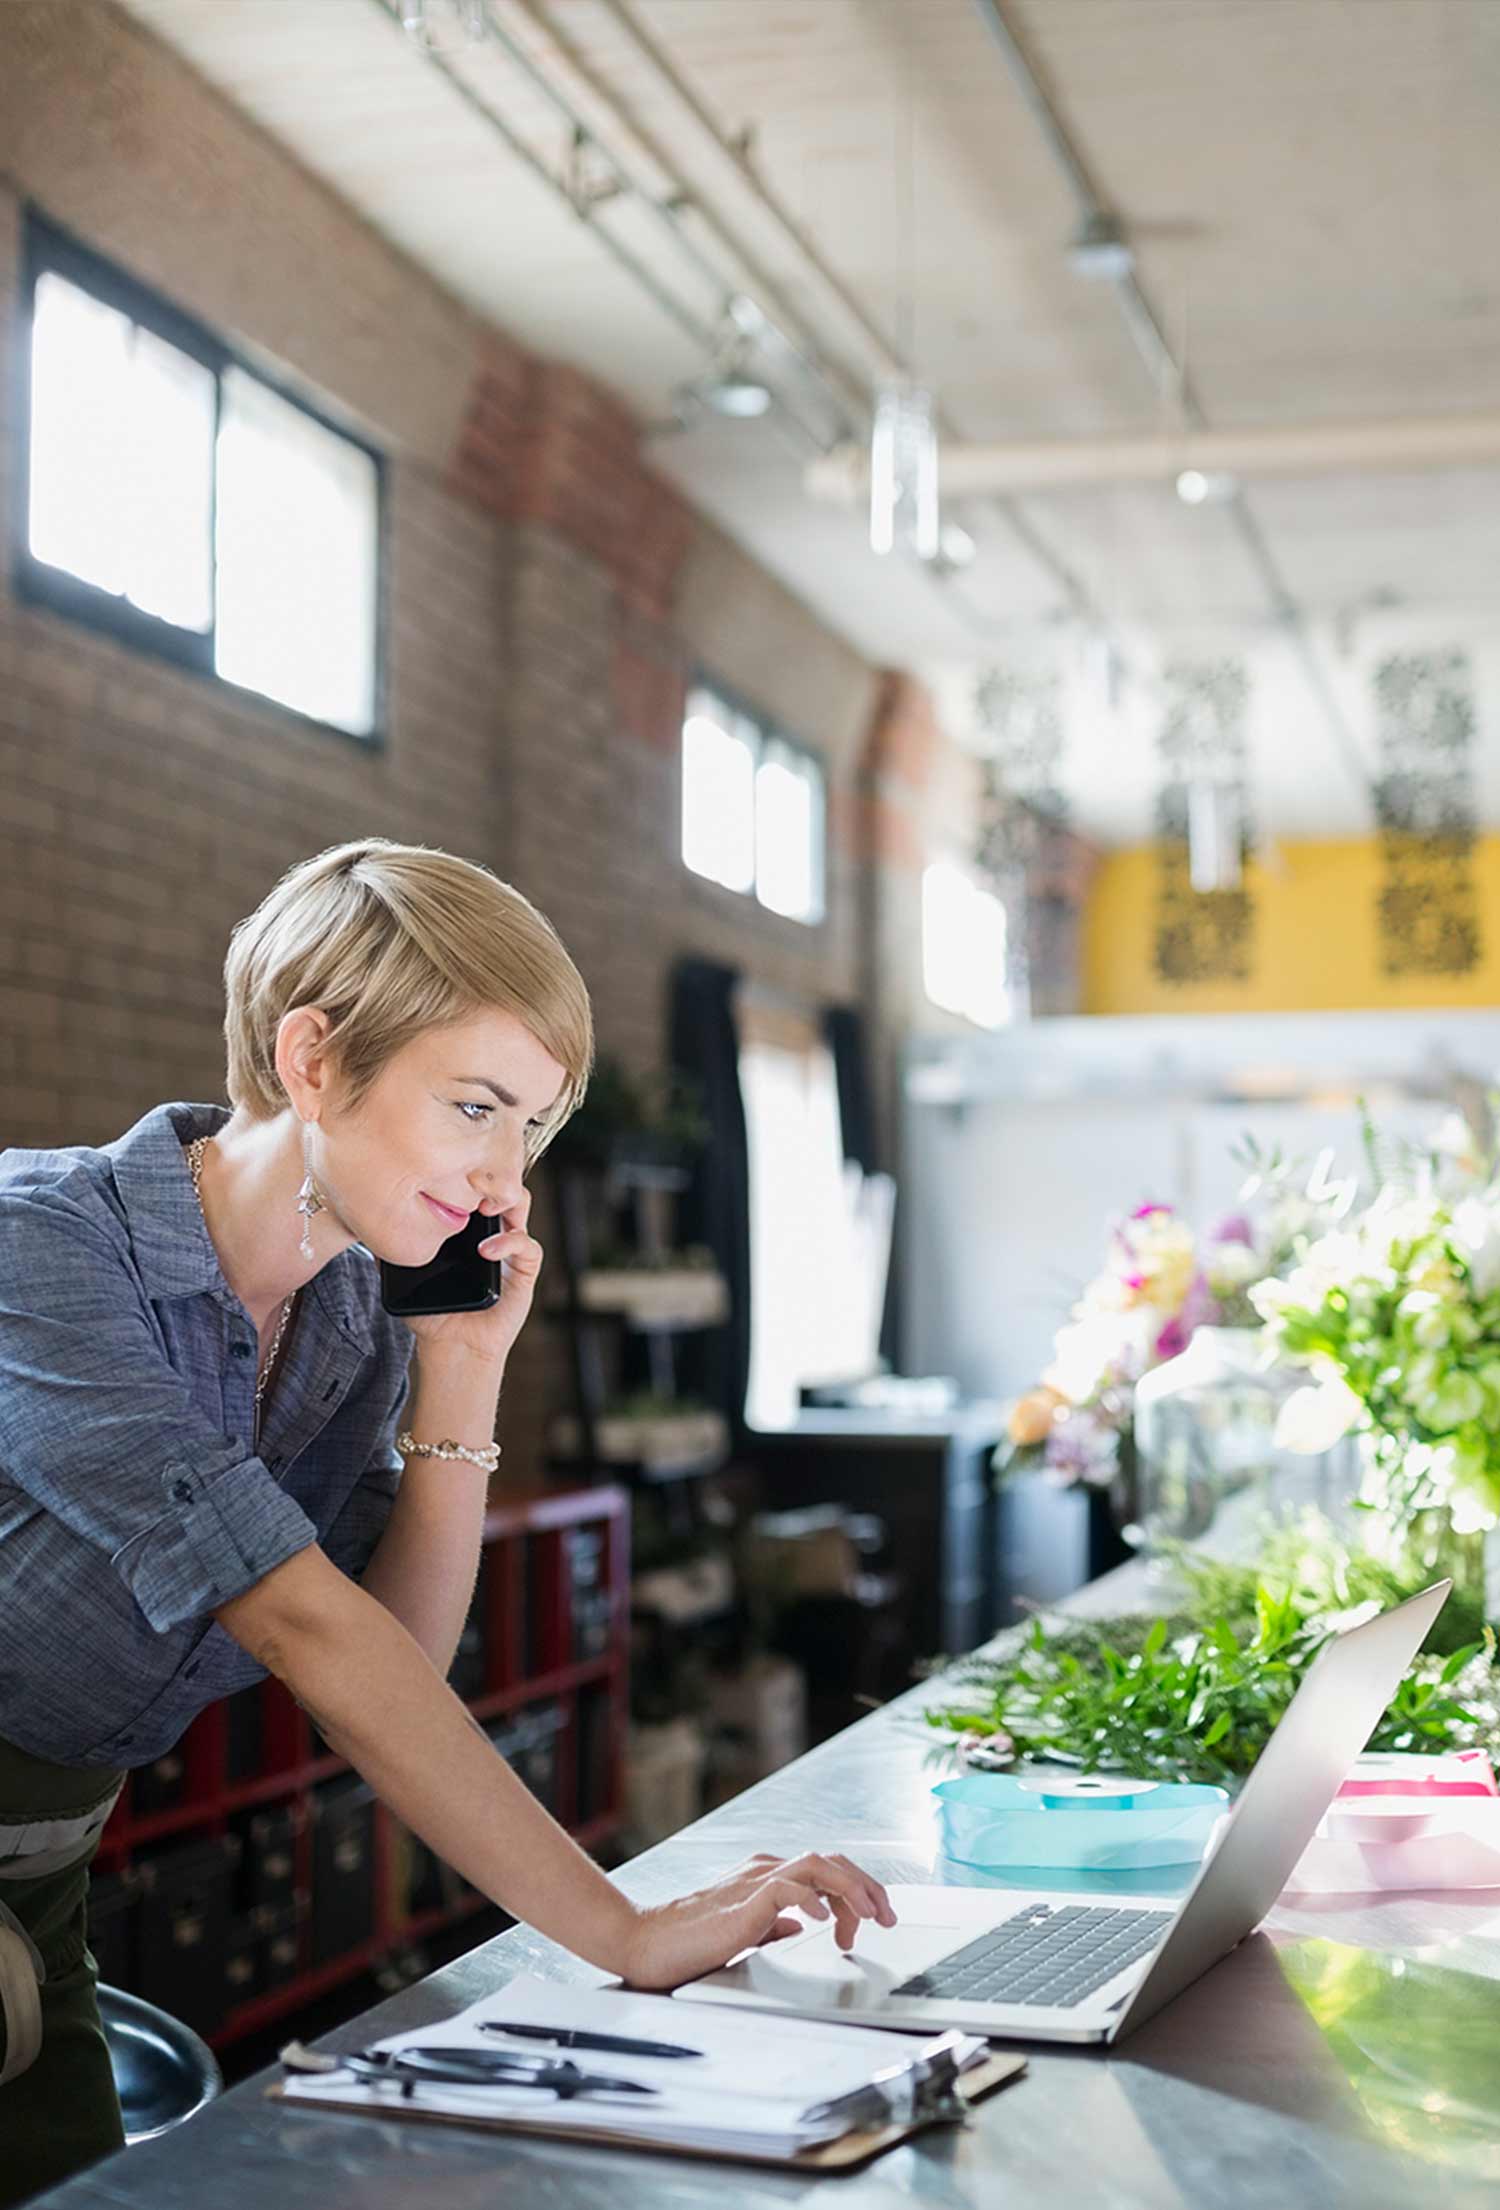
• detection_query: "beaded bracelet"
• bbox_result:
[395,1429,501,1473]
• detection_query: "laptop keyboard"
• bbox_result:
[892,1904,1169,2009]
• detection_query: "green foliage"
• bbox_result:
[585,1242,718,1273]
[925,1540,1497,1787]
[551,1056,711,1165]
[1159,1527,1490,1659]
[600,1389,714,1421]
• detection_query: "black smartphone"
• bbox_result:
[378,1208,502,1317]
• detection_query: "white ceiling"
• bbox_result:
[113,0,1500,843]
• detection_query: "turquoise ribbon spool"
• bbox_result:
[933,1772,1229,1877]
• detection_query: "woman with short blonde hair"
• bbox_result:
[0,838,892,2203]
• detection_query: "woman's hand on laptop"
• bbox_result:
[618,1852,898,1991]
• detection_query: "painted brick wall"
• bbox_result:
[0,0,901,1477]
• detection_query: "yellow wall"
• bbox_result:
[1081,835,1500,1015]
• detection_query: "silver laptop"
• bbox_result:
[675,1581,1450,2046]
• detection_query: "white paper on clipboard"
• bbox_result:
[278,1972,984,2159]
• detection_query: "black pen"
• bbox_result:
[478,2021,703,2060]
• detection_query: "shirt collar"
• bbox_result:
[108,1102,377,1353]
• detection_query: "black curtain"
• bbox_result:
[823,1002,901,1372]
[669,958,753,1445]
[822,1005,878,1175]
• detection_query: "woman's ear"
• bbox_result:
[275,1006,335,1120]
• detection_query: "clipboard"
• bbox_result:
[264,2046,1027,2174]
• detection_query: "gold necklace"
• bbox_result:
[185,1135,296,1442]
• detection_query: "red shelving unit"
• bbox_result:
[92,1485,629,2050]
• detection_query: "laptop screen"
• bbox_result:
[1109,1580,1450,2042]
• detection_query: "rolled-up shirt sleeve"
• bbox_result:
[0,1190,320,1633]
[321,1351,412,1583]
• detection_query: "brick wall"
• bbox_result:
[0,0,913,1476]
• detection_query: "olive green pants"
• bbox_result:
[0,1735,126,2209]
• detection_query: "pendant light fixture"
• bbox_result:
[1152,660,1255,984]
[402,0,486,49]
[671,297,774,422]
[870,383,940,559]
[1186,779,1245,894]
[870,37,941,562]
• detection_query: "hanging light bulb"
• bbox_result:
[673,305,773,421]
[870,384,940,561]
[1187,780,1244,893]
[1175,468,1237,507]
[402,0,486,49]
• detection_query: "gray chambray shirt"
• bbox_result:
[0,1099,416,1769]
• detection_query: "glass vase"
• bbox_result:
[1132,1327,1358,1564]
[1356,1431,1500,1627]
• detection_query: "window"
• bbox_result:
[738,1004,894,1429]
[680,685,825,923]
[19,213,381,739]
[922,860,1013,1028]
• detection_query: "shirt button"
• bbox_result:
[172,1479,193,1502]
[230,1341,253,1359]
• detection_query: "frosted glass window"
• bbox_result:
[216,370,379,737]
[28,273,215,631]
[922,861,1012,1029]
[682,698,756,893]
[755,737,824,922]
[22,223,382,737]
[682,688,825,921]
[742,1038,875,1428]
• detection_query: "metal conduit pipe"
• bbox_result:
[592,0,1115,634]
[368,0,716,357]
[476,0,863,439]
[967,0,1198,413]
[503,0,870,427]
[376,0,1025,641]
[595,0,913,387]
[485,4,767,310]
[374,0,843,451]
[379,0,1111,645]
[968,0,1373,815]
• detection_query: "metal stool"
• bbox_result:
[98,1985,222,2143]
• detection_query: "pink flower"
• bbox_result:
[1208,1212,1255,1248]
[1178,1271,1220,1334]
[1154,1315,1188,1361]
[1042,1410,1120,1488]
[1149,1274,1220,1367]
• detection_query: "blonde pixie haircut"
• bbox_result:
[223,839,592,1166]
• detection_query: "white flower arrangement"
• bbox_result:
[1253,1107,1500,1538]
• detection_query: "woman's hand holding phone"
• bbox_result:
[400,1187,543,1376]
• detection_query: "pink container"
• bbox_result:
[1336,1749,1497,1800]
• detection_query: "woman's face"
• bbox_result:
[314,1008,568,1266]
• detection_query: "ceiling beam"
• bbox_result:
[808,409,1500,498]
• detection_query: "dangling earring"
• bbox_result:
[296,1121,327,1262]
